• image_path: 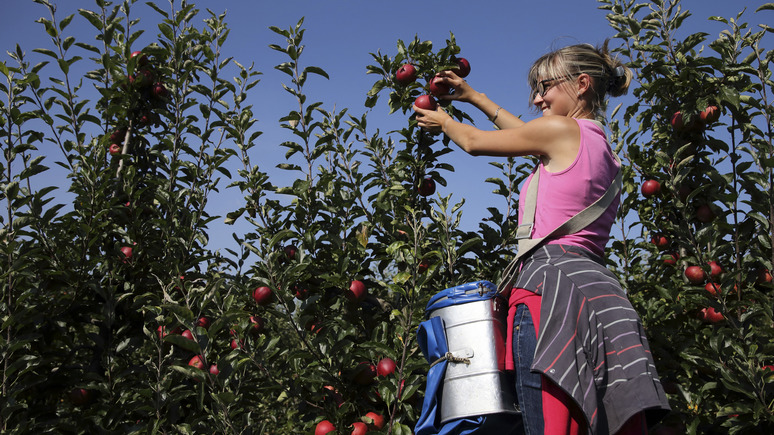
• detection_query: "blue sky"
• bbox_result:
[1,0,768,256]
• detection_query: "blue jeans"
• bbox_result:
[512,303,544,435]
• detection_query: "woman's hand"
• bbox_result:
[434,70,480,104]
[413,104,453,134]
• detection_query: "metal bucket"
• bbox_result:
[425,281,519,423]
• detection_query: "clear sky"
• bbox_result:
[1,0,768,256]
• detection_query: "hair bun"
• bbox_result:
[607,65,626,93]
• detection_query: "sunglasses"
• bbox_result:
[533,74,577,99]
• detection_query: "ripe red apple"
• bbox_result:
[293,283,309,300]
[699,105,720,124]
[152,82,167,98]
[188,355,205,370]
[651,234,669,250]
[641,179,661,197]
[418,258,430,273]
[109,128,127,143]
[315,420,336,435]
[418,177,436,197]
[756,268,772,285]
[705,282,720,296]
[395,63,417,85]
[414,94,438,111]
[670,111,685,130]
[109,143,122,156]
[685,265,706,285]
[347,280,367,302]
[195,316,211,329]
[696,204,715,223]
[376,357,397,377]
[283,244,298,261]
[120,246,133,261]
[364,412,385,430]
[208,364,219,375]
[157,325,181,339]
[351,421,368,435]
[181,329,194,341]
[252,286,273,306]
[130,50,148,66]
[68,388,94,406]
[230,338,243,350]
[452,57,471,78]
[707,261,723,280]
[429,75,451,96]
[353,361,377,385]
[663,252,679,266]
[699,307,723,323]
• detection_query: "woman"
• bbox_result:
[413,42,670,434]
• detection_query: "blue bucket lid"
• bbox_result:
[425,280,499,317]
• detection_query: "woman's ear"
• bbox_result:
[576,73,591,97]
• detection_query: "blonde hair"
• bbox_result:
[527,40,632,118]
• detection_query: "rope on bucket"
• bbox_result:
[430,352,471,368]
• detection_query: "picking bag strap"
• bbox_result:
[497,121,623,294]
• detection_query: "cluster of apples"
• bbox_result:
[395,57,471,111]
[106,50,169,157]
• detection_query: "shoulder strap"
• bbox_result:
[497,120,622,294]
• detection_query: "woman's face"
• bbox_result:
[532,76,577,117]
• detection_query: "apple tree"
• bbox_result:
[601,0,774,433]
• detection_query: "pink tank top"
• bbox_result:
[516,118,620,257]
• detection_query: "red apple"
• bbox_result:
[670,111,685,130]
[756,268,772,285]
[699,307,723,323]
[195,316,211,329]
[353,361,377,385]
[418,258,430,273]
[452,57,471,78]
[429,75,451,96]
[181,329,194,341]
[708,261,723,280]
[347,280,367,302]
[651,234,669,250]
[252,286,273,306]
[414,94,438,111]
[315,420,336,435]
[157,325,181,339]
[705,282,720,296]
[306,318,322,334]
[109,128,127,143]
[699,105,720,124]
[696,204,715,223]
[364,412,385,430]
[120,246,133,261]
[685,265,706,285]
[283,244,298,261]
[376,357,397,377]
[293,283,310,300]
[188,355,205,370]
[68,388,93,406]
[395,63,417,85]
[208,364,219,375]
[350,421,368,435]
[152,82,167,98]
[418,177,436,197]
[641,179,661,197]
[133,69,154,88]
[130,50,148,66]
[230,338,243,350]
[663,252,679,266]
[109,143,122,156]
